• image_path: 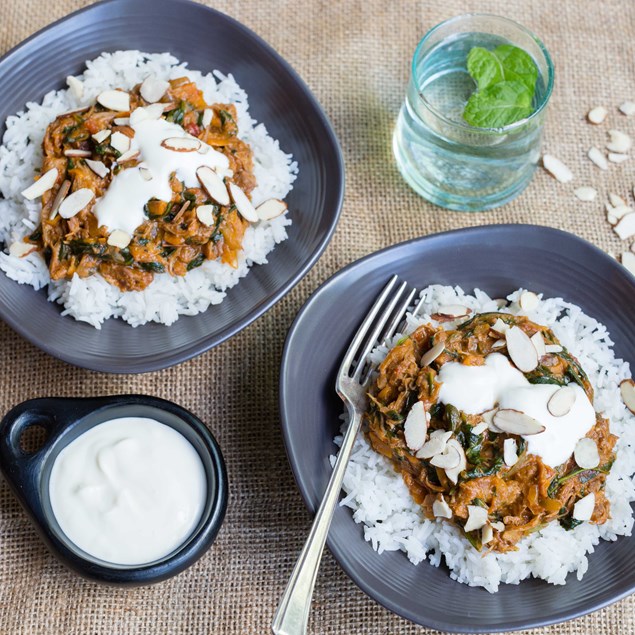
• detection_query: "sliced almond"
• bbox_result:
[228,181,258,222]
[430,443,461,469]
[548,385,577,417]
[66,75,84,100]
[404,401,428,452]
[610,193,628,208]
[96,90,130,112]
[620,379,635,414]
[113,117,130,126]
[432,496,452,519]
[543,154,573,182]
[481,408,499,432]
[416,430,452,459]
[85,159,109,178]
[572,492,595,522]
[420,340,445,367]
[545,344,563,354]
[588,146,609,170]
[443,439,467,484]
[491,521,505,532]
[49,179,71,220]
[21,167,58,200]
[92,129,111,144]
[587,106,608,124]
[503,438,518,466]
[58,188,95,219]
[519,290,539,311]
[8,240,36,258]
[196,166,230,206]
[614,213,635,240]
[202,108,214,128]
[491,317,509,334]
[608,205,633,223]
[621,251,635,276]
[64,149,91,158]
[140,76,169,103]
[110,131,131,154]
[609,153,629,164]
[139,166,153,181]
[493,409,545,435]
[161,137,201,152]
[619,101,635,116]
[531,331,546,358]
[574,186,597,202]
[256,198,288,221]
[574,437,600,469]
[481,524,494,545]
[196,204,216,227]
[130,103,165,126]
[435,304,471,318]
[492,339,506,350]
[471,421,488,435]
[607,129,633,154]
[107,229,131,249]
[505,326,538,372]
[117,150,140,163]
[464,505,488,532]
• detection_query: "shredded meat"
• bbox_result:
[365,313,617,553]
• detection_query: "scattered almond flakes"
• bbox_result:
[608,152,629,163]
[607,129,633,154]
[587,106,608,124]
[619,101,635,116]
[542,154,573,183]
[588,146,609,170]
[574,186,597,202]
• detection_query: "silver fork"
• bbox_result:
[272,275,417,635]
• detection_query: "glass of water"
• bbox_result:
[393,14,554,211]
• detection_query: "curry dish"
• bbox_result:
[28,78,255,292]
[364,312,617,553]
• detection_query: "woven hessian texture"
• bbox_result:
[0,0,634,633]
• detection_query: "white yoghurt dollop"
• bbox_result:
[437,353,596,468]
[94,115,231,236]
[49,416,207,565]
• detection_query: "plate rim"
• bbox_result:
[279,223,635,632]
[0,0,345,373]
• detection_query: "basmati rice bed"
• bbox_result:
[0,50,298,328]
[331,285,635,593]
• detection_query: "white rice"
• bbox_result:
[0,51,298,328]
[331,285,635,592]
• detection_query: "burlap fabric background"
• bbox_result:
[0,0,633,633]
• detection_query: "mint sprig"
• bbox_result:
[463,44,538,128]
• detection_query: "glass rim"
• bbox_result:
[411,13,555,134]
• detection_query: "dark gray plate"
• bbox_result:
[280,224,635,633]
[0,0,343,373]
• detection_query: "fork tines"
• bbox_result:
[339,275,418,385]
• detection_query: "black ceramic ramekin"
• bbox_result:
[0,395,227,585]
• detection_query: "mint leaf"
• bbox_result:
[467,47,504,91]
[493,44,538,93]
[463,43,538,128]
[463,80,533,128]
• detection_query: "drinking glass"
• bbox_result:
[392,14,554,211]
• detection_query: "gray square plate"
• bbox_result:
[0,0,344,372]
[280,225,635,632]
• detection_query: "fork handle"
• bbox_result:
[272,409,362,635]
